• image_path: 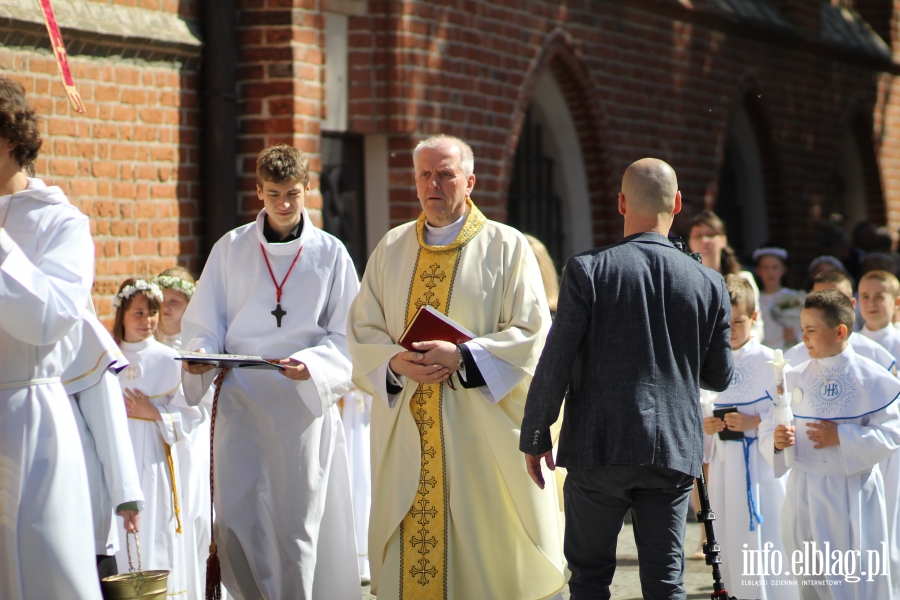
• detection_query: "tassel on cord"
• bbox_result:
[206,368,229,600]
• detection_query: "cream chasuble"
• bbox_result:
[348,200,565,600]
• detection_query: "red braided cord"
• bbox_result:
[210,368,229,543]
[259,243,303,303]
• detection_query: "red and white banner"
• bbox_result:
[36,0,85,114]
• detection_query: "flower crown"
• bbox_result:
[112,279,164,310]
[153,275,196,299]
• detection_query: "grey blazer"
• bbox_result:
[520,232,733,478]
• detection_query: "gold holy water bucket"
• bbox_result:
[101,532,169,600]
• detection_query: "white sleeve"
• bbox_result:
[0,217,93,345]
[76,369,145,510]
[289,248,359,417]
[758,407,789,478]
[463,341,526,404]
[839,402,900,475]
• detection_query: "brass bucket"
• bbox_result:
[101,532,169,600]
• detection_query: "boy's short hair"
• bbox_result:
[0,79,41,169]
[813,269,854,298]
[725,274,755,314]
[860,269,900,298]
[804,290,855,330]
[256,144,309,188]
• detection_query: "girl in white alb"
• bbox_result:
[112,278,202,598]
[154,268,213,600]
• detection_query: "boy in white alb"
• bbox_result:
[785,270,895,373]
[702,276,795,599]
[760,290,900,599]
[858,269,900,597]
[181,145,359,600]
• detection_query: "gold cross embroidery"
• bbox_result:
[412,386,433,406]
[410,528,439,557]
[409,497,438,526]
[418,469,437,495]
[414,290,441,311]
[409,557,438,585]
[420,264,447,289]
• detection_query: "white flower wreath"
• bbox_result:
[153,275,196,299]
[112,279,164,310]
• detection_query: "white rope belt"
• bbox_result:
[0,377,62,390]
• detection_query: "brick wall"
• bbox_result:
[4,0,900,312]
[235,0,326,227]
[0,3,201,324]
[346,0,896,278]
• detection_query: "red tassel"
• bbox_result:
[205,542,221,600]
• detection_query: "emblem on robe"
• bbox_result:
[809,368,856,415]
[715,355,760,406]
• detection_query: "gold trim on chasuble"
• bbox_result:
[399,201,486,600]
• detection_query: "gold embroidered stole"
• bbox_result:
[399,201,486,600]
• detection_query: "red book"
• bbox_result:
[398,305,475,351]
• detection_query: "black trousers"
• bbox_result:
[564,465,694,600]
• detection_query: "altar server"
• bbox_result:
[348,135,565,599]
[181,144,359,600]
[63,308,144,579]
[760,290,900,599]
[0,77,101,600]
[702,275,795,599]
[154,266,210,599]
[113,278,201,598]
[784,270,895,372]
[858,269,900,597]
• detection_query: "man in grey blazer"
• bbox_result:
[520,158,733,600]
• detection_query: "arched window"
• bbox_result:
[507,70,592,266]
[716,102,769,260]
[827,128,869,231]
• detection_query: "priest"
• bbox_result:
[0,79,102,600]
[181,144,359,600]
[348,134,565,599]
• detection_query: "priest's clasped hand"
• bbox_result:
[389,348,451,384]
[274,358,311,380]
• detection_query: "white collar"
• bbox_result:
[255,207,314,255]
[120,337,155,352]
[425,211,466,234]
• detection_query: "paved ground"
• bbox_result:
[361,521,716,599]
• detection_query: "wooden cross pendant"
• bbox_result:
[271,303,286,327]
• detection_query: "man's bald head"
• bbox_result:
[621,158,679,217]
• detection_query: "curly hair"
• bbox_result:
[256,144,309,188]
[0,79,41,169]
